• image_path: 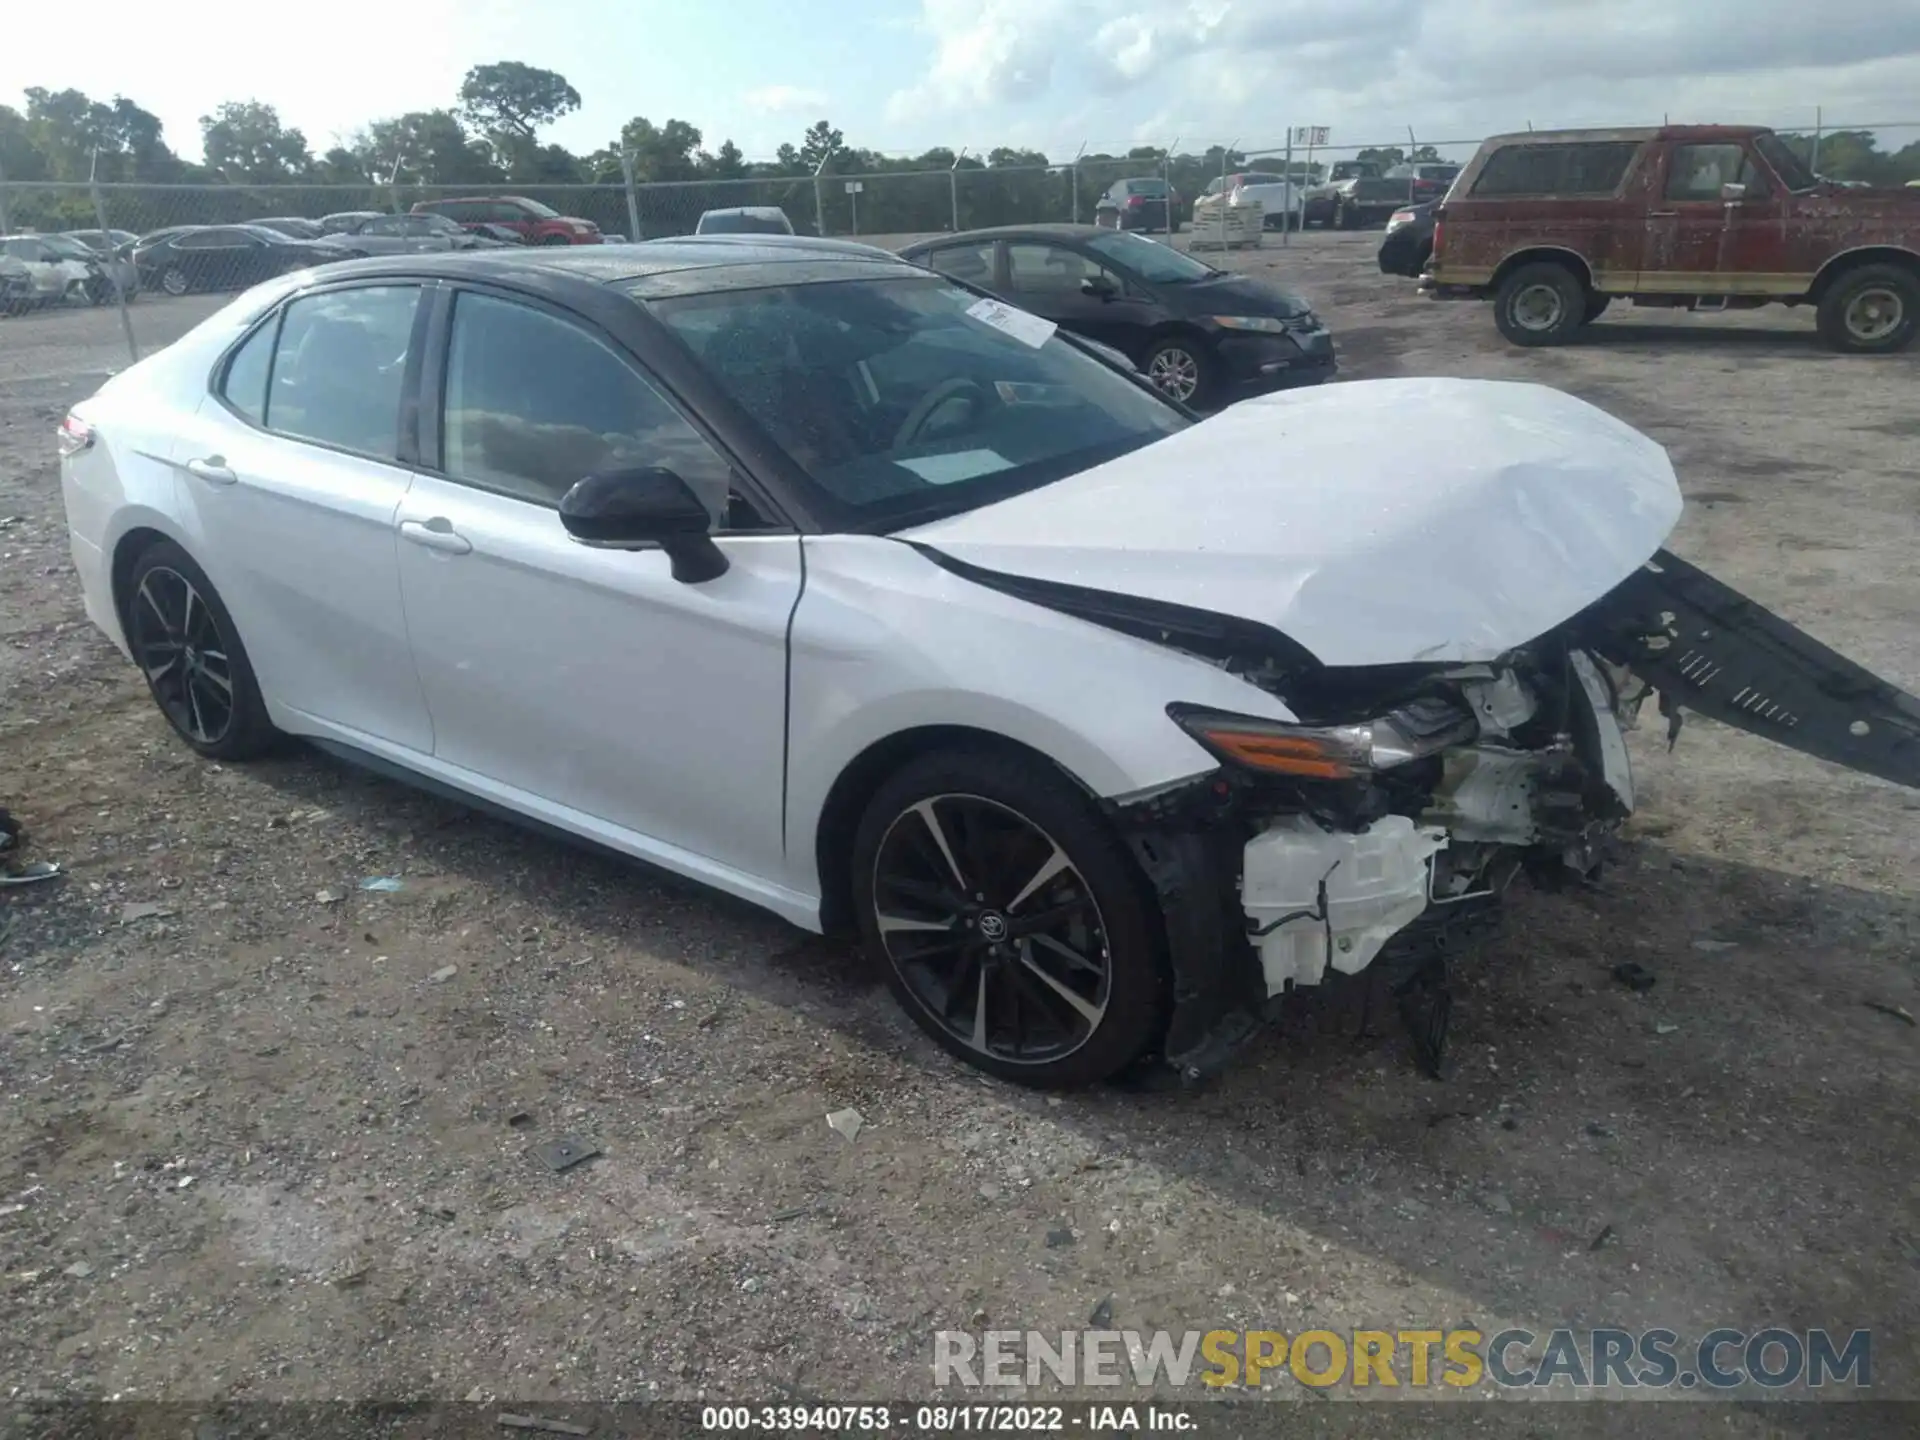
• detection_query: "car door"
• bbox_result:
[1643,141,1770,294]
[392,284,801,887]
[1002,241,1156,355]
[168,281,436,751]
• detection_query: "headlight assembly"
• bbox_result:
[1169,698,1478,780]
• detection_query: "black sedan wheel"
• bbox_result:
[1143,337,1212,407]
[123,540,276,760]
[852,748,1165,1088]
[159,265,190,297]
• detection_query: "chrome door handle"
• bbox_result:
[1647,210,1678,218]
[185,456,237,485]
[399,518,472,555]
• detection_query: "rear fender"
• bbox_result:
[1573,549,1920,790]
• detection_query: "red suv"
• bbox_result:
[411,195,602,245]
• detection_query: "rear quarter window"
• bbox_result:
[1470,142,1642,197]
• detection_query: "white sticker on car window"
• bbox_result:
[897,449,1013,485]
[964,297,1057,349]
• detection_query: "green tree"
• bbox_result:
[617,117,704,181]
[698,139,748,179]
[355,110,501,186]
[200,101,314,182]
[23,87,180,181]
[0,104,49,182]
[1356,146,1406,168]
[799,120,844,172]
[458,62,580,144]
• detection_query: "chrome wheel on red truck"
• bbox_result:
[1493,262,1586,347]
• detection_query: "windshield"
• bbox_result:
[1755,133,1819,193]
[1084,231,1216,284]
[41,236,93,260]
[648,274,1186,527]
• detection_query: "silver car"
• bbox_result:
[325,212,503,254]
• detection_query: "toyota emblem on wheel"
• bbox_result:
[977,911,1009,942]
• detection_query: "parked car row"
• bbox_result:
[1378,123,1918,354]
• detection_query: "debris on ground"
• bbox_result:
[1611,962,1657,993]
[496,1416,591,1436]
[530,1137,601,1173]
[428,965,458,984]
[1585,1123,1615,1138]
[1046,1227,1075,1248]
[118,901,176,924]
[770,1206,810,1223]
[359,876,405,893]
[1590,1224,1616,1252]
[0,861,62,887]
[1691,938,1738,953]
[1863,1000,1917,1028]
[314,889,341,905]
[62,1261,93,1278]
[826,1107,864,1142]
[1655,1022,1681,1036]
[1089,1296,1114,1326]
[1483,1192,1514,1215]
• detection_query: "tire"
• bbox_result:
[160,265,190,297]
[1816,263,1919,354]
[1142,335,1214,407]
[1583,294,1612,324]
[122,540,277,761]
[538,233,573,246]
[1493,261,1586,347]
[851,747,1167,1088]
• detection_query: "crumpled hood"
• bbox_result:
[900,377,1684,667]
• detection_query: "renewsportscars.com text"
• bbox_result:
[933,1327,1872,1391]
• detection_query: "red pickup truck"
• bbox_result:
[1422,125,1920,352]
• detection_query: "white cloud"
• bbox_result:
[884,0,1920,155]
[743,85,831,115]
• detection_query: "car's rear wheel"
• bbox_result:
[1143,336,1213,407]
[122,540,276,760]
[1494,262,1586,346]
[852,748,1166,1089]
[159,266,189,297]
[1816,263,1919,354]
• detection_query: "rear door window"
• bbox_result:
[265,285,422,458]
[1471,142,1641,196]
[923,242,997,284]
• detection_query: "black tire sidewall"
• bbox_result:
[1496,263,1584,346]
[123,539,277,760]
[850,747,1168,1089]
[1818,265,1919,354]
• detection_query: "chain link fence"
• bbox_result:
[4,118,1916,363]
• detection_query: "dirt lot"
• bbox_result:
[2,236,1918,1434]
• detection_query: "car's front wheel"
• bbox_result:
[122,540,277,760]
[159,265,190,297]
[851,748,1167,1088]
[1816,263,1919,354]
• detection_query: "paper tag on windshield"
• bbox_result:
[965,297,1057,349]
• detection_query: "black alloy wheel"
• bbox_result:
[852,749,1165,1088]
[123,540,276,759]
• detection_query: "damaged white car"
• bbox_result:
[58,244,1920,1088]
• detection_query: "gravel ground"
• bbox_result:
[2,236,1917,1435]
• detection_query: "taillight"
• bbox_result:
[1431,219,1444,257]
[57,413,93,458]
[1126,195,1144,206]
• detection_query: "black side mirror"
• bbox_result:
[1081,275,1118,300]
[558,467,729,584]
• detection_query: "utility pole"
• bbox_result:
[949,148,965,231]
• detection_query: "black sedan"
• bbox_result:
[901,224,1334,406]
[133,225,360,297]
[1377,201,1437,278]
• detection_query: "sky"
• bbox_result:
[5,0,1919,166]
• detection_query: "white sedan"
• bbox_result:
[58,241,1920,1088]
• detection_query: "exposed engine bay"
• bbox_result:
[928,543,1920,1082]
